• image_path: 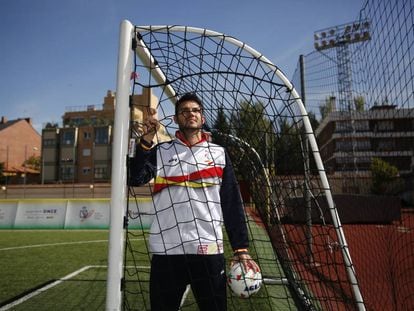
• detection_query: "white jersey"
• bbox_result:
[129,132,249,256]
[150,138,226,255]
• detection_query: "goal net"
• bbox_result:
[106,21,365,310]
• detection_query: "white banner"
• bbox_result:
[65,199,110,229]
[0,198,155,229]
[14,200,67,229]
[127,198,154,229]
[0,201,18,228]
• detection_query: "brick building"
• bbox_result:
[0,117,41,184]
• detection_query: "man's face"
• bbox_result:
[174,100,205,130]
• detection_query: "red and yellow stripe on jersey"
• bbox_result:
[153,166,223,193]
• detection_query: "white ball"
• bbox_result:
[227,262,262,298]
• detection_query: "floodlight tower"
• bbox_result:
[314,20,371,111]
[314,20,371,189]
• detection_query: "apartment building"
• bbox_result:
[315,105,414,174]
[42,88,161,184]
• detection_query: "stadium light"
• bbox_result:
[314,20,371,51]
[1,185,6,199]
[90,184,94,198]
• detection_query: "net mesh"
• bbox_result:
[289,1,414,310]
[124,25,362,310]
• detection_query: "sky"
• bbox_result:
[0,0,366,133]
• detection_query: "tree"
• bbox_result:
[319,96,336,120]
[210,106,231,146]
[45,122,59,128]
[213,106,230,133]
[230,101,273,160]
[24,156,41,171]
[353,96,365,111]
[274,118,303,175]
[211,100,276,178]
[215,100,313,175]
[319,96,365,121]
[370,158,402,195]
[307,111,319,131]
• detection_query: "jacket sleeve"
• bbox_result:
[220,150,249,251]
[128,141,157,186]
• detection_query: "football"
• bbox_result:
[227,262,262,298]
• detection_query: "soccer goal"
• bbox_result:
[106,20,365,311]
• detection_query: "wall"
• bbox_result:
[0,197,153,229]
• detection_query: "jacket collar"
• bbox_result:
[175,131,211,147]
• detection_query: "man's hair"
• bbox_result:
[175,93,203,115]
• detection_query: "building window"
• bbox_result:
[82,167,91,175]
[83,132,91,140]
[43,139,56,146]
[336,157,355,164]
[62,131,75,145]
[95,128,109,144]
[60,166,74,180]
[377,139,395,151]
[61,157,74,163]
[336,120,369,132]
[336,140,353,151]
[376,120,394,131]
[335,121,352,133]
[72,117,84,126]
[83,148,91,156]
[95,166,108,179]
[354,120,369,131]
[355,140,371,151]
[336,139,371,151]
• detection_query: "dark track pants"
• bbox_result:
[150,254,227,311]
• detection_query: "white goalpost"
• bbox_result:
[106,20,365,310]
[105,20,134,311]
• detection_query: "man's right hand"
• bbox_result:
[142,108,160,143]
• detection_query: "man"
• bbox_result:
[129,93,260,311]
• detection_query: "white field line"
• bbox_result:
[0,238,145,252]
[0,264,151,310]
[0,265,99,310]
[180,285,191,308]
